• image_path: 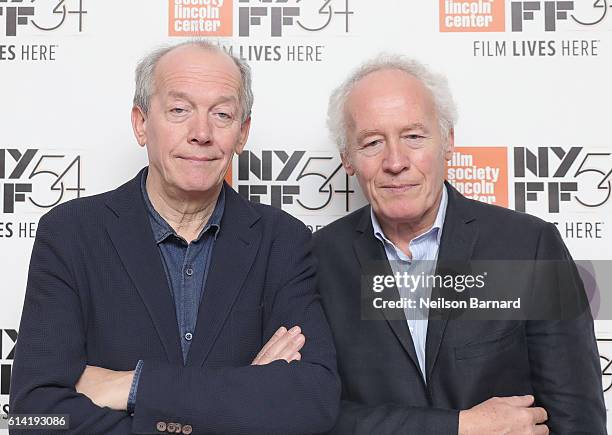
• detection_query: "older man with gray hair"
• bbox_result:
[10,40,340,435]
[314,54,605,434]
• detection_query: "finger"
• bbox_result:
[253,330,298,365]
[261,326,301,360]
[286,352,301,363]
[528,407,548,424]
[534,424,549,435]
[283,333,306,355]
[260,326,288,355]
[267,333,305,363]
[252,326,287,364]
[498,395,534,407]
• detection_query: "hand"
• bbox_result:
[75,365,134,411]
[459,395,548,435]
[251,326,305,365]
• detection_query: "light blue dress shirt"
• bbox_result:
[371,184,448,380]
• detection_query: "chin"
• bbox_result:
[378,202,425,222]
[386,210,423,223]
[176,178,219,194]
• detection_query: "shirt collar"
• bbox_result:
[371,183,448,247]
[140,167,225,244]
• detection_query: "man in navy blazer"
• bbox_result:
[10,41,340,434]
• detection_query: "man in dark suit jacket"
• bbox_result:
[315,55,605,434]
[10,41,340,434]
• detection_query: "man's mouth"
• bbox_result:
[178,156,218,163]
[380,183,420,193]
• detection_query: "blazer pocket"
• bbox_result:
[455,324,524,360]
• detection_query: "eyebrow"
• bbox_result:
[211,95,239,107]
[404,122,428,132]
[356,123,429,142]
[167,91,193,102]
[166,91,238,107]
[356,129,382,143]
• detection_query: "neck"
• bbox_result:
[146,170,221,242]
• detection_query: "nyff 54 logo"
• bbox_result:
[513,146,612,213]
[440,0,611,32]
[0,329,17,396]
[0,0,86,37]
[235,150,364,214]
[0,149,84,214]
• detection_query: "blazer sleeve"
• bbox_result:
[9,211,134,435]
[526,222,606,434]
[331,400,458,434]
[131,219,341,435]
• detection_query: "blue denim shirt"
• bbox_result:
[127,169,225,413]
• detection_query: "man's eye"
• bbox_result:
[404,134,425,140]
[364,140,382,148]
[170,108,187,114]
[215,112,232,120]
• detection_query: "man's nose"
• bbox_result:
[381,140,410,174]
[188,113,212,145]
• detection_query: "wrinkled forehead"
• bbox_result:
[345,69,437,124]
[152,45,241,97]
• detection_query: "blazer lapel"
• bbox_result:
[353,207,422,374]
[425,182,478,383]
[186,185,262,367]
[104,169,183,364]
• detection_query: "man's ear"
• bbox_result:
[341,149,355,176]
[235,116,251,155]
[444,128,455,161]
[131,106,147,147]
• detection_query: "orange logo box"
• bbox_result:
[440,0,505,32]
[446,147,508,207]
[169,0,233,37]
[225,164,233,187]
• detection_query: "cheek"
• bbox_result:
[213,129,240,153]
[356,170,378,197]
[353,157,380,181]
[147,122,173,149]
[416,154,445,181]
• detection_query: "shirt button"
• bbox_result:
[185,267,193,276]
[184,332,193,341]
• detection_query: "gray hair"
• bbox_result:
[133,40,253,123]
[327,54,458,152]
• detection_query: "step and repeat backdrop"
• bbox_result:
[1,0,611,430]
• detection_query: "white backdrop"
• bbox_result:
[1,0,611,431]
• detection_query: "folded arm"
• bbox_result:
[10,212,133,435]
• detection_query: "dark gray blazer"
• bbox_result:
[314,182,605,434]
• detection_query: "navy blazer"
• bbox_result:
[314,182,606,434]
[10,168,340,434]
